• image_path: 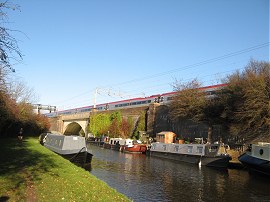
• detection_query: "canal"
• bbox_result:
[87,144,270,202]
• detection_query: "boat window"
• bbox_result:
[187,146,193,153]
[174,145,179,152]
[196,146,203,154]
[209,146,218,152]
[163,145,167,151]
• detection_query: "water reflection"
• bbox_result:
[88,144,270,202]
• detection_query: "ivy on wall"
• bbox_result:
[88,110,146,139]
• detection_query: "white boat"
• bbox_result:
[103,137,124,150]
[44,133,93,165]
[149,142,231,168]
[238,142,270,176]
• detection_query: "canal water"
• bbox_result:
[87,144,270,202]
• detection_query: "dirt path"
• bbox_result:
[22,169,37,202]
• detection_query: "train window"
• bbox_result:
[131,102,137,105]
[141,101,146,104]
[148,100,151,103]
[115,105,119,108]
[167,97,173,101]
[81,108,91,112]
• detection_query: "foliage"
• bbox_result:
[168,79,225,143]
[221,60,270,141]
[108,111,122,137]
[169,79,206,122]
[119,118,131,138]
[0,1,49,137]
[169,60,270,143]
[89,113,111,137]
[132,111,146,139]
[89,111,144,139]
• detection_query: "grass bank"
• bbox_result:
[0,137,130,202]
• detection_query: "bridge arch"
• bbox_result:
[63,122,86,136]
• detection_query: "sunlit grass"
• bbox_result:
[0,137,130,201]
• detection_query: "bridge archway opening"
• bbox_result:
[64,122,85,136]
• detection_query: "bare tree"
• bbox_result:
[169,79,225,143]
[221,60,270,142]
[6,79,38,103]
[0,1,22,71]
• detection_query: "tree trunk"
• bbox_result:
[207,125,213,143]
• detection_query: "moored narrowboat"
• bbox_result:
[122,139,147,154]
[44,133,93,165]
[149,142,231,168]
[238,142,270,176]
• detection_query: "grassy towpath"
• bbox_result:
[0,137,130,202]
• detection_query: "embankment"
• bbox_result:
[0,137,130,201]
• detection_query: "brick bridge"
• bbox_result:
[48,104,160,137]
[48,103,224,140]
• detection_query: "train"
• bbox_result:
[44,84,226,118]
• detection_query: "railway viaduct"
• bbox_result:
[48,103,161,137]
[48,103,224,140]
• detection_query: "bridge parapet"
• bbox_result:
[61,112,90,120]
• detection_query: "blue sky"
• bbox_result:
[7,0,269,110]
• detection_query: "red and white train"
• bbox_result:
[45,84,226,118]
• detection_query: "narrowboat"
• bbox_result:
[44,133,93,165]
[103,137,123,151]
[122,139,147,154]
[149,142,231,168]
[238,142,270,176]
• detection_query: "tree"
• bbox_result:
[6,80,38,103]
[0,1,22,71]
[169,79,225,143]
[221,60,270,142]
[0,2,51,137]
[119,118,132,138]
[89,113,111,137]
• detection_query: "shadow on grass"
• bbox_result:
[0,196,9,202]
[0,138,59,183]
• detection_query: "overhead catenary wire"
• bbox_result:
[51,42,269,109]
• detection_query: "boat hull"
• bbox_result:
[238,152,270,176]
[103,143,121,151]
[44,134,93,165]
[150,151,231,168]
[62,150,93,165]
[123,144,147,154]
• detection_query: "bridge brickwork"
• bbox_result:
[48,105,155,136]
[48,103,225,141]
